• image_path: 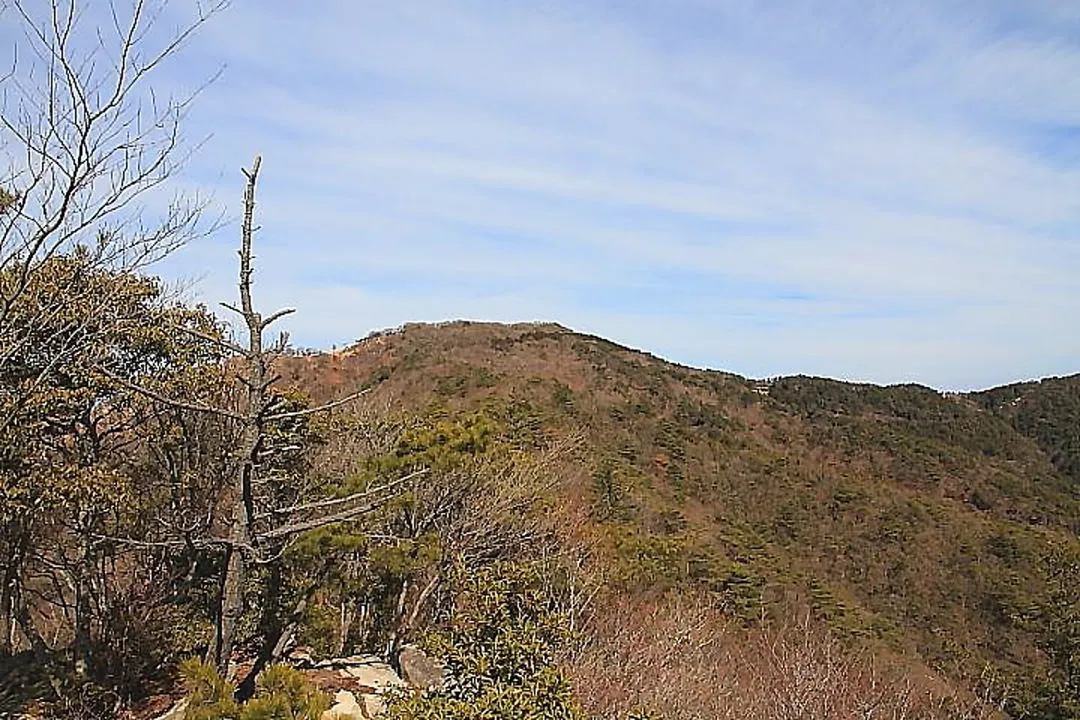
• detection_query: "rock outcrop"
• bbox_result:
[320,689,364,720]
[310,654,407,718]
[148,649,435,720]
[398,645,446,692]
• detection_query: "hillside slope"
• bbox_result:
[974,375,1080,487]
[278,321,1080,698]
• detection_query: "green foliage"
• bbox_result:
[180,660,328,720]
[283,404,557,659]
[551,381,575,414]
[806,579,875,638]
[0,251,226,696]
[976,375,1080,492]
[0,250,223,486]
[384,562,583,720]
[433,365,499,398]
[612,529,691,592]
[342,326,1080,708]
[10,287,1080,720]
[591,459,632,522]
[241,665,330,720]
[383,411,497,474]
[1007,544,1080,719]
[690,555,766,623]
[499,397,547,450]
[435,373,470,398]
[180,658,240,720]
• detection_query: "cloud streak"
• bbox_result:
[137,0,1080,390]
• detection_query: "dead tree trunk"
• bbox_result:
[208,156,272,674]
[204,156,402,676]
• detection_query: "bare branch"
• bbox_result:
[261,307,295,330]
[0,0,228,393]
[219,301,243,317]
[257,495,397,542]
[173,322,246,356]
[97,366,244,421]
[238,154,261,319]
[255,468,428,520]
[264,388,370,422]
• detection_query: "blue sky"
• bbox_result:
[23,1,1080,390]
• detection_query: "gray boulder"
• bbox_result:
[398,645,446,691]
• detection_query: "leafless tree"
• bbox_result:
[110,156,411,689]
[0,0,226,430]
[0,0,227,680]
[567,595,1000,720]
[208,155,395,681]
[0,3,410,700]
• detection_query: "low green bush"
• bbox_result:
[180,659,328,720]
[383,562,583,720]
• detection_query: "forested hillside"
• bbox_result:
[271,321,1080,717]
[4,263,1079,719]
[974,376,1080,487]
[1,3,1077,718]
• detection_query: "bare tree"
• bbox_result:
[208,155,384,678]
[0,3,406,700]
[109,155,409,685]
[0,0,226,430]
[0,0,227,681]
[567,595,998,720]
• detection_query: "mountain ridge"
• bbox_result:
[275,319,1080,702]
[322,319,1080,395]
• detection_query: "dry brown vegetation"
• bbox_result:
[566,593,1003,720]
[275,320,1080,715]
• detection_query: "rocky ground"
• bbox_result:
[147,646,445,720]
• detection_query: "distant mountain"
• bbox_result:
[974,374,1080,487]
[278,321,1080,700]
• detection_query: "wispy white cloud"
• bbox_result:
[133,0,1080,390]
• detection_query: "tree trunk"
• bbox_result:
[236,567,316,701]
[385,578,411,659]
[12,586,50,660]
[209,155,265,676]
[210,542,244,674]
[0,525,26,655]
[73,562,91,677]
